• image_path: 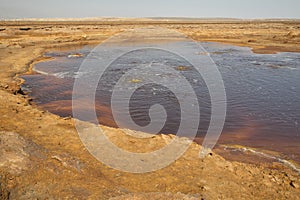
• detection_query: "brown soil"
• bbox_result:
[0,19,300,199]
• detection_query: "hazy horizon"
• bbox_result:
[1,0,300,19]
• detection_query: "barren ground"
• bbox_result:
[0,19,300,199]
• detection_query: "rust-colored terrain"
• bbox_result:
[0,19,300,199]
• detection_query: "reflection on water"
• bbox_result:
[21,42,300,164]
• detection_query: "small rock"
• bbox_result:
[201,185,210,191]
[290,181,299,189]
[67,53,83,58]
[175,66,190,71]
[63,116,72,120]
[129,79,142,83]
[19,27,31,31]
[161,134,173,144]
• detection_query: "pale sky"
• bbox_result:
[0,0,299,19]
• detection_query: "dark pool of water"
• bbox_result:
[21,42,300,163]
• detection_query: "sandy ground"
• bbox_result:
[0,20,300,199]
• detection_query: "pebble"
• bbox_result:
[290,181,299,189]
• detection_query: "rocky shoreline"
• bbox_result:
[0,20,300,199]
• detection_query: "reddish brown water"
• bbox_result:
[21,42,300,168]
